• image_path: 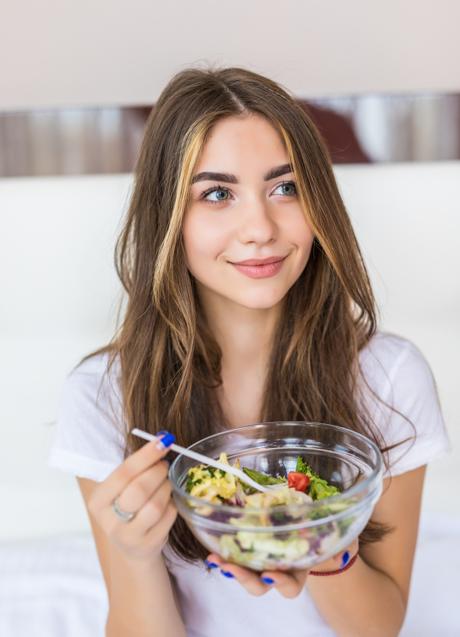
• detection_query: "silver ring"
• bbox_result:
[112,497,137,522]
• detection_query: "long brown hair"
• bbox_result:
[81,65,415,562]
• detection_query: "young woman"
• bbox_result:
[48,66,451,637]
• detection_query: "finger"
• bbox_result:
[90,433,174,511]
[332,537,359,558]
[127,478,173,536]
[114,500,178,559]
[259,569,308,598]
[98,460,169,532]
[117,460,169,516]
[205,554,307,597]
[204,553,223,568]
[143,500,178,549]
[212,559,272,597]
[331,538,360,567]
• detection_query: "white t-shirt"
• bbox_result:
[48,332,452,637]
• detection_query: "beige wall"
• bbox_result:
[1,162,458,539]
[1,0,459,111]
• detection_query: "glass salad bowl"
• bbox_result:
[169,421,383,572]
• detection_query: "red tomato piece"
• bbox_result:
[287,471,310,492]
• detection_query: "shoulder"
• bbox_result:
[58,350,124,440]
[49,350,126,481]
[358,331,451,475]
[63,351,121,403]
[68,350,120,382]
[358,331,434,400]
[359,331,425,373]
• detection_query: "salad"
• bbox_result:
[184,453,355,570]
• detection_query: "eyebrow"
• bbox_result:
[191,163,294,185]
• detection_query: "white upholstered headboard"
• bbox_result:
[1,163,458,541]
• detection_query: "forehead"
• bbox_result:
[194,113,288,171]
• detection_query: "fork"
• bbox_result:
[131,428,284,494]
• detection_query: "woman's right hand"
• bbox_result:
[87,432,177,563]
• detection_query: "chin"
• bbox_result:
[233,290,287,310]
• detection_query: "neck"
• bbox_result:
[199,291,282,374]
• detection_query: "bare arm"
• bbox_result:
[305,550,405,637]
[77,438,187,637]
[105,552,185,637]
[306,466,426,637]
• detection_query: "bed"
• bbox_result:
[1,509,459,636]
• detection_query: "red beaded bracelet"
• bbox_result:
[309,551,358,576]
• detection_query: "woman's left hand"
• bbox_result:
[205,538,359,598]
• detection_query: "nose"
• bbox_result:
[237,198,277,245]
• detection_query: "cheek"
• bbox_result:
[182,215,229,268]
[289,216,315,255]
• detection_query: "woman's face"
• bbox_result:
[183,113,315,312]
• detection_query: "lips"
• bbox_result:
[230,256,287,279]
[230,256,286,266]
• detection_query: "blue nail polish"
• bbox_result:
[157,432,175,448]
[341,551,350,568]
[261,576,275,584]
[205,560,218,569]
[220,569,235,578]
[156,430,168,436]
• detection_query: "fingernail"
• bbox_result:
[261,576,275,584]
[220,569,235,578]
[156,430,168,436]
[341,551,350,568]
[204,560,218,569]
[156,432,175,449]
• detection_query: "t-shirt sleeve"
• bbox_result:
[361,334,453,478]
[47,354,126,483]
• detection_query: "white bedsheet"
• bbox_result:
[0,511,459,637]
[0,534,107,637]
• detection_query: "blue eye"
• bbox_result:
[202,185,231,205]
[200,180,297,205]
[273,181,297,196]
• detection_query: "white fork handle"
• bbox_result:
[131,428,270,493]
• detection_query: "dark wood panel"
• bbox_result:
[0,93,459,177]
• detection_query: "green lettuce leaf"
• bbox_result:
[295,456,340,500]
[242,467,286,486]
